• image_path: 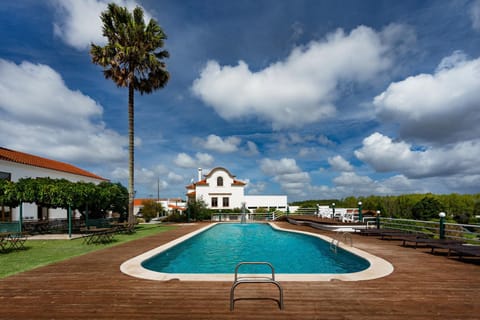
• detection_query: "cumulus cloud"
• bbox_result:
[111,165,178,194]
[51,0,152,50]
[311,173,428,199]
[192,24,413,129]
[470,0,480,31]
[328,155,354,172]
[174,152,214,168]
[318,134,336,146]
[193,134,241,153]
[260,158,311,196]
[354,132,480,178]
[333,172,374,188]
[245,141,260,156]
[374,51,480,144]
[260,158,301,175]
[0,59,126,163]
[245,180,267,195]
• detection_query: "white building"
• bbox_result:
[186,167,288,212]
[133,198,186,217]
[0,147,107,221]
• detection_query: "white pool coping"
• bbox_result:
[120,223,394,282]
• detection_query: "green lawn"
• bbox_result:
[0,224,176,278]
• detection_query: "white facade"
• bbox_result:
[187,167,288,212]
[133,198,186,216]
[244,195,287,211]
[0,151,106,221]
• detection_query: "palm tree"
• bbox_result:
[90,3,169,223]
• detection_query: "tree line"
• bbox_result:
[291,193,480,223]
[0,177,128,220]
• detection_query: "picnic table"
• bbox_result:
[0,231,28,252]
[110,222,136,234]
[24,220,49,234]
[81,227,115,244]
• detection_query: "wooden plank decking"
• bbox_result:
[0,222,479,319]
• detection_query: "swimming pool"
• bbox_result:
[120,223,394,281]
[142,223,368,273]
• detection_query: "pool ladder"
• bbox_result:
[230,262,284,311]
[330,232,353,253]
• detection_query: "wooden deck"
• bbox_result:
[1,222,479,319]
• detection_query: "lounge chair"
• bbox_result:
[401,237,463,249]
[379,231,426,241]
[357,228,399,236]
[429,243,480,259]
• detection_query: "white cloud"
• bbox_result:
[333,172,374,188]
[310,173,427,199]
[328,155,354,172]
[374,51,480,144]
[260,158,311,196]
[0,59,126,163]
[173,152,214,168]
[245,141,259,156]
[193,134,241,153]
[354,132,480,178]
[167,172,184,184]
[260,158,301,176]
[318,134,336,146]
[51,0,152,50]
[192,24,413,129]
[245,180,267,195]
[470,0,480,31]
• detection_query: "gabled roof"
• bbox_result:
[0,147,106,181]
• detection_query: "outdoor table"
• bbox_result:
[24,221,49,234]
[0,232,10,252]
[81,228,115,244]
[7,232,28,250]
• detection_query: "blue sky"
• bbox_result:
[1,0,480,201]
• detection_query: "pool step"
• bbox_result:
[230,262,284,311]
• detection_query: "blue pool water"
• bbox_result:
[141,223,370,274]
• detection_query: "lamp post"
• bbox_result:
[439,212,446,239]
[332,203,336,219]
[376,210,381,229]
[358,201,363,223]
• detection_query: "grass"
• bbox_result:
[0,224,177,278]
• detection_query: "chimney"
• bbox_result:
[198,168,202,182]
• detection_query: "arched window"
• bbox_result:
[217,176,223,186]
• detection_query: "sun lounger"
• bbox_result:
[358,228,399,236]
[379,231,427,241]
[402,237,463,249]
[428,243,480,259]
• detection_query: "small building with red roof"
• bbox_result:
[0,147,107,222]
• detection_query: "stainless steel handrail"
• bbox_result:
[230,262,284,311]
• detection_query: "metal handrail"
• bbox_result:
[330,232,353,253]
[230,262,284,311]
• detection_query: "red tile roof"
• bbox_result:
[232,180,246,186]
[133,198,146,206]
[0,147,107,181]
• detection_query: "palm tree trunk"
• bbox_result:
[128,83,135,223]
